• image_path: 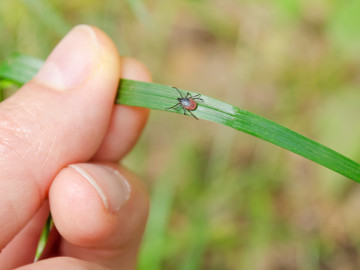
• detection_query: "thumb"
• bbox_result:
[0,25,121,249]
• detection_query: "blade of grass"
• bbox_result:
[118,81,360,182]
[138,165,179,270]
[0,53,44,85]
[0,83,4,101]
[126,0,150,26]
[34,213,53,262]
[179,212,208,270]
[1,54,360,183]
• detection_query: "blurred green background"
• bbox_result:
[2,0,360,269]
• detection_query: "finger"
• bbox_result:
[49,163,149,269]
[16,257,109,270]
[92,57,151,161]
[0,25,121,249]
[0,202,50,269]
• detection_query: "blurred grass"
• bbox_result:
[1,1,360,269]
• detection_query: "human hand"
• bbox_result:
[0,25,150,269]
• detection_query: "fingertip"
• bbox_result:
[49,163,149,249]
[121,56,152,83]
[89,26,122,88]
[49,165,111,247]
[92,57,152,161]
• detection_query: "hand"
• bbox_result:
[0,25,150,269]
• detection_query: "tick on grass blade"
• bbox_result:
[166,87,204,120]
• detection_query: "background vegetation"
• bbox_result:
[1,0,360,269]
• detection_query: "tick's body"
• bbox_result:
[166,87,204,120]
[180,97,197,111]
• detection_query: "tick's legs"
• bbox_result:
[192,94,204,102]
[185,93,190,98]
[166,103,181,110]
[188,110,198,120]
[173,87,184,99]
[182,107,187,115]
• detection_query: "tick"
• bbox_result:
[166,87,204,120]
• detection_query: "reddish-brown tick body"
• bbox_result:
[181,97,197,111]
[166,87,204,120]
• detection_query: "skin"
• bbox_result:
[0,25,150,269]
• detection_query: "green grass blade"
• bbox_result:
[126,0,150,26]
[138,170,178,270]
[0,84,4,101]
[118,80,360,182]
[0,53,43,85]
[34,213,53,262]
[179,212,208,270]
[1,54,360,182]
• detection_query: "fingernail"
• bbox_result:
[35,25,99,90]
[69,164,131,212]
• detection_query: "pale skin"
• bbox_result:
[0,25,150,269]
